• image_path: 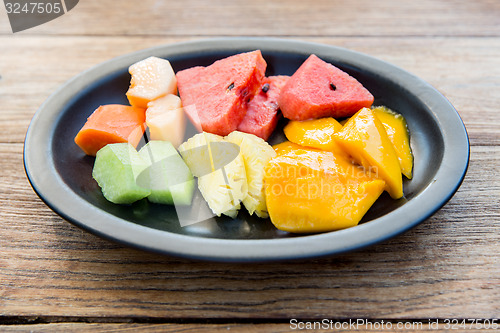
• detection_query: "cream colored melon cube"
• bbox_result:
[146,94,186,148]
[126,56,177,108]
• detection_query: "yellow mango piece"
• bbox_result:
[264,146,385,233]
[334,107,403,199]
[372,106,413,179]
[284,117,343,153]
[272,141,304,156]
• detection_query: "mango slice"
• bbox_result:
[372,106,413,179]
[272,141,304,156]
[264,146,385,233]
[334,107,403,199]
[283,117,345,155]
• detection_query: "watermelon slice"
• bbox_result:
[278,54,374,120]
[176,50,267,136]
[237,75,289,140]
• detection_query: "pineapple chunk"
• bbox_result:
[146,94,186,148]
[178,132,247,218]
[178,132,218,177]
[226,131,276,218]
[126,56,177,108]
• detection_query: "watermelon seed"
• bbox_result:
[330,83,337,91]
[262,83,270,93]
[227,82,235,91]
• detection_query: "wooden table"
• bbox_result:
[1,0,499,331]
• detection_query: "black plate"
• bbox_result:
[24,38,469,262]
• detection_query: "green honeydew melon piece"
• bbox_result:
[92,143,151,204]
[138,141,195,205]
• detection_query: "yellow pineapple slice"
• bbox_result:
[226,131,276,218]
[178,132,247,218]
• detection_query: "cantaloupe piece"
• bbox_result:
[74,104,146,156]
[126,56,177,109]
[145,94,186,148]
[92,143,150,204]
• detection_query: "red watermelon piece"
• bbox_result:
[237,75,289,140]
[176,50,267,136]
[278,54,374,121]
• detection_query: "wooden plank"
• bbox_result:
[1,0,499,37]
[1,0,498,325]
[0,322,492,332]
[0,36,499,146]
[1,142,499,319]
[0,35,185,144]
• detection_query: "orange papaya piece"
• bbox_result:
[74,104,146,156]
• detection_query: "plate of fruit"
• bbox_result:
[24,38,469,262]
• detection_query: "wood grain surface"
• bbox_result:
[1,0,499,37]
[0,322,494,332]
[0,0,499,331]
